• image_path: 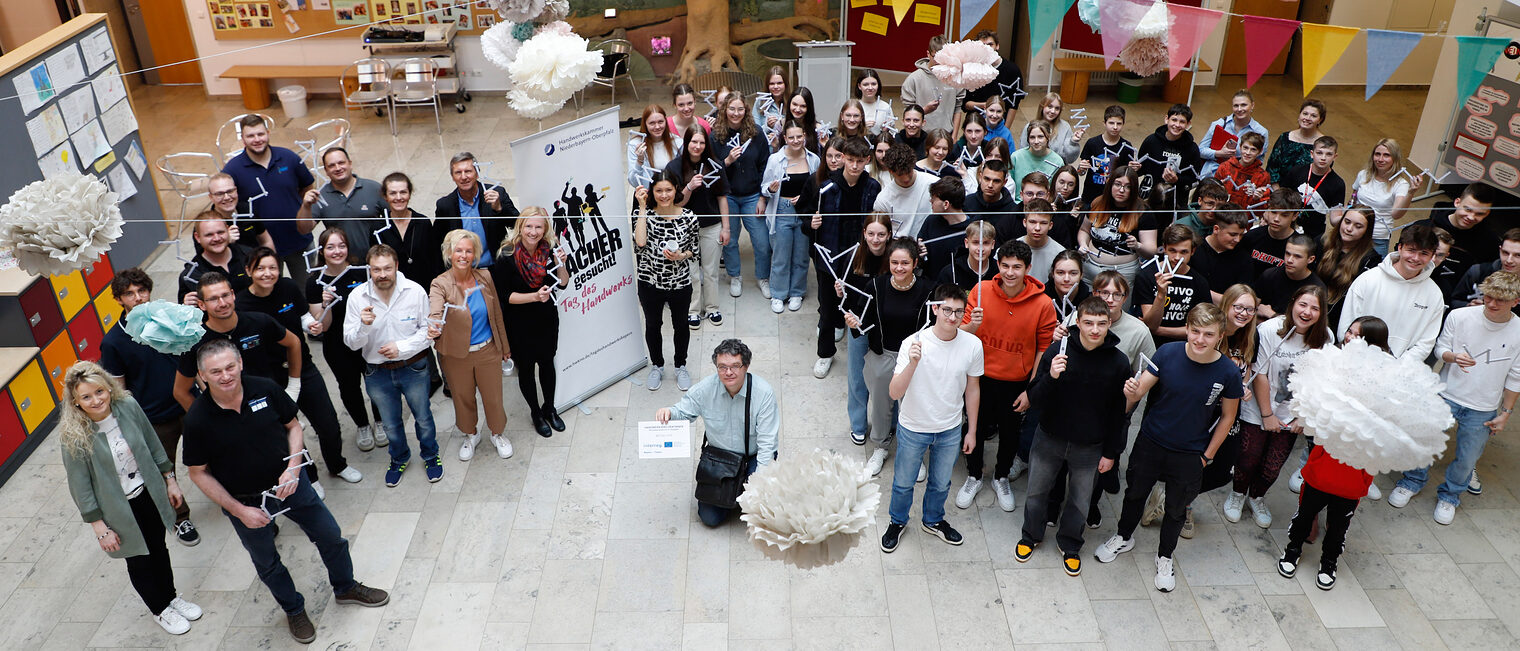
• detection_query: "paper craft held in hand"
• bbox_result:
[1133,352,1160,380]
[259,449,315,520]
[1140,254,1192,280]
[232,177,268,224]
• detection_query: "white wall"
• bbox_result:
[1022,0,1230,91]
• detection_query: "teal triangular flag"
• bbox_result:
[1455,35,1509,108]
[1364,29,1423,101]
[1030,0,1079,52]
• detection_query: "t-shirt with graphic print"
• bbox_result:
[1138,341,1245,455]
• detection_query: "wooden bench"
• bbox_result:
[1054,58,1212,105]
[220,65,348,111]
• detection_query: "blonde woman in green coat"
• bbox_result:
[60,361,202,636]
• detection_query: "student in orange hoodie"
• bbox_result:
[956,240,1059,512]
[1214,131,1272,214]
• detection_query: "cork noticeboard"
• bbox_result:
[206,0,497,40]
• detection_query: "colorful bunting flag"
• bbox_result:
[958,0,997,38]
[1300,23,1359,96]
[1364,29,1423,101]
[1241,15,1301,88]
[1100,0,1154,68]
[1165,4,1225,80]
[1455,35,1508,109]
[1029,0,1079,53]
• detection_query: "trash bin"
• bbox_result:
[1116,73,1143,104]
[277,85,308,118]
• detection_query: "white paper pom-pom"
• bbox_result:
[509,31,602,97]
[931,40,1003,90]
[737,448,880,569]
[1288,339,1454,474]
[506,89,567,119]
[0,172,122,276]
[537,0,569,23]
[481,22,524,70]
[535,20,573,37]
[487,0,545,23]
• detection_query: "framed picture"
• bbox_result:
[476,13,493,27]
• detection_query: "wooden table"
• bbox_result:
[1054,58,1213,105]
[220,65,348,110]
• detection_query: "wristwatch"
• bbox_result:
[1201,454,1214,466]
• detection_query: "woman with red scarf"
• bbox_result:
[493,209,572,437]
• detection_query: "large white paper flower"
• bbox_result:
[0,172,122,276]
[505,28,602,119]
[1288,339,1454,474]
[487,0,545,23]
[506,88,567,119]
[931,40,1003,90]
[481,21,524,70]
[737,448,880,569]
[537,0,569,23]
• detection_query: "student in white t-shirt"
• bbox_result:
[880,285,984,553]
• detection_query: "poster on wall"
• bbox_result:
[1443,73,1520,199]
[509,107,646,410]
[332,0,370,24]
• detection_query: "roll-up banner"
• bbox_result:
[509,106,646,410]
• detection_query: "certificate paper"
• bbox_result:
[638,420,692,459]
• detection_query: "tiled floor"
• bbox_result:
[4,76,1514,650]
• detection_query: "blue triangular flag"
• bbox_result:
[960,0,997,38]
[1364,29,1423,101]
[1456,36,1510,109]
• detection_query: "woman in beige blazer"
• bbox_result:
[429,228,513,462]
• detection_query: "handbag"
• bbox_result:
[694,373,754,509]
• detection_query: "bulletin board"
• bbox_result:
[844,0,951,73]
[206,0,496,40]
[1444,73,1520,198]
[1,14,165,269]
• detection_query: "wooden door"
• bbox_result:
[137,0,201,84]
[1220,0,1302,77]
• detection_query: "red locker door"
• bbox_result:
[68,305,105,362]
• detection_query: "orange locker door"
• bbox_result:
[39,334,79,400]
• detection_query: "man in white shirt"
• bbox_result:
[874,142,936,237]
[881,285,984,553]
[1391,270,1520,524]
[343,244,441,487]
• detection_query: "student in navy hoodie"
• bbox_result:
[1137,104,1202,225]
[809,136,881,378]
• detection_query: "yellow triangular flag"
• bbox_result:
[889,0,914,25]
[1301,23,1360,96]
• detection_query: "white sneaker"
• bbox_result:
[1366,481,1382,501]
[867,448,889,477]
[356,425,375,451]
[337,466,363,484]
[787,296,804,311]
[168,596,203,621]
[1008,456,1029,482]
[373,424,389,447]
[834,328,845,342]
[813,357,833,378]
[771,298,784,313]
[1222,491,1246,522]
[490,433,514,459]
[1388,486,1414,508]
[1288,468,1304,494]
[154,606,190,635]
[675,366,693,391]
[917,463,927,483]
[1155,556,1176,592]
[993,477,1015,512]
[1433,500,1457,525]
[955,476,984,509]
[312,481,325,500]
[459,433,479,461]
[1094,534,1134,563]
[758,279,772,299]
[730,276,743,297]
[647,366,663,391]
[1248,496,1272,528]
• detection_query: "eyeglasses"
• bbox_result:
[716,364,746,373]
[1231,305,1255,315]
[1096,291,1126,300]
[211,190,237,199]
[939,307,966,317]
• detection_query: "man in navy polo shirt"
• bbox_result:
[222,114,317,286]
[297,147,385,262]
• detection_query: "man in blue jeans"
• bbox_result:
[882,284,983,552]
[1391,270,1520,524]
[344,244,442,487]
[184,339,388,644]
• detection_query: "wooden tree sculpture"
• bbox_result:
[569,0,833,83]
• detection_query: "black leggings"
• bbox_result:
[124,492,177,615]
[517,357,558,413]
[322,339,378,428]
[638,281,693,368]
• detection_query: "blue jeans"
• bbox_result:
[723,195,769,280]
[696,458,759,527]
[889,423,963,526]
[364,355,439,465]
[1373,238,1389,257]
[847,330,870,437]
[768,201,811,300]
[1398,397,1493,506]
[225,474,355,615]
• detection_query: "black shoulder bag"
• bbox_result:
[694,373,754,509]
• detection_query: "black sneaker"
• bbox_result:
[1086,508,1102,529]
[921,520,963,545]
[287,610,316,644]
[1014,539,1036,562]
[708,311,723,326]
[1063,553,1082,577]
[881,523,905,553]
[1316,567,1337,590]
[1278,548,1301,578]
[335,582,391,607]
[174,519,201,547]
[687,314,702,330]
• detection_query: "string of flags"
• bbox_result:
[1027,0,1511,103]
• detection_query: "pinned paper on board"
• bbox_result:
[888,0,913,25]
[38,141,78,179]
[850,0,875,6]
[913,3,941,24]
[860,12,889,36]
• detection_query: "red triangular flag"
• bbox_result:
[1100,0,1155,68]
[1166,4,1225,80]
[1242,15,1301,88]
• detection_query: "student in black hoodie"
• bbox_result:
[1015,297,1131,576]
[918,176,973,280]
[810,137,882,376]
[1137,104,1202,225]
[939,220,999,289]
[964,159,1017,223]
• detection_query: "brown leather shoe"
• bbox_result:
[334,582,390,608]
[287,611,316,644]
